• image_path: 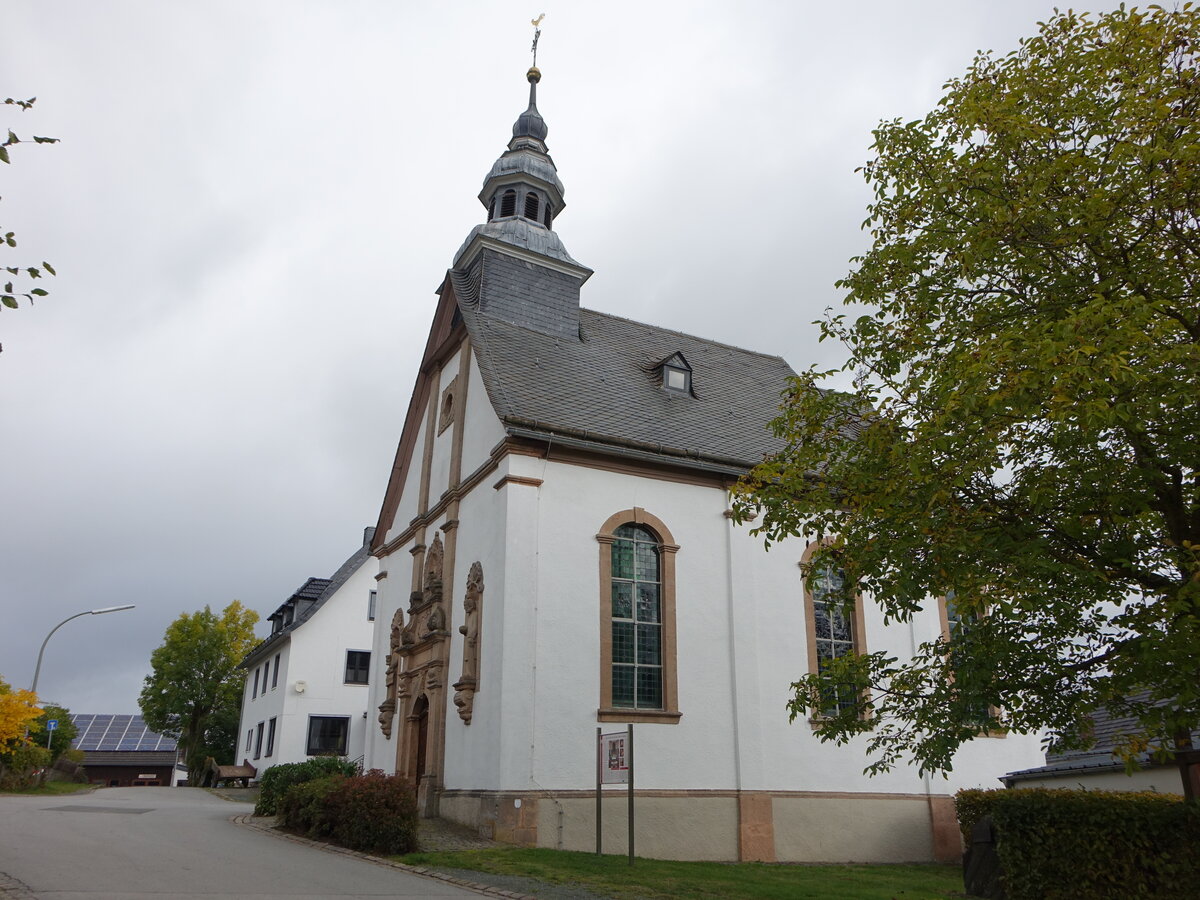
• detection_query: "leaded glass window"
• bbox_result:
[611,524,662,709]
[945,590,990,726]
[810,559,857,714]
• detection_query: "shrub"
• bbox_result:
[277,774,343,838]
[955,788,1200,900]
[254,756,358,816]
[954,787,994,843]
[324,770,419,855]
[0,743,51,790]
[274,769,419,855]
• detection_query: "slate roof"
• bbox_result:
[1003,691,1200,785]
[240,528,375,667]
[454,219,582,269]
[457,292,797,474]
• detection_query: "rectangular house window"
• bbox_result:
[253,721,265,760]
[344,650,370,684]
[306,716,349,756]
[245,729,253,751]
[265,717,277,757]
[252,667,259,699]
[272,653,280,689]
[368,590,377,622]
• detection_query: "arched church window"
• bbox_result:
[488,197,496,221]
[543,203,552,228]
[524,192,539,220]
[500,190,516,218]
[801,542,866,717]
[596,509,681,724]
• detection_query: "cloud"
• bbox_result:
[0,0,1113,713]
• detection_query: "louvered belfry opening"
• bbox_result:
[524,191,540,220]
[543,203,552,228]
[500,190,516,217]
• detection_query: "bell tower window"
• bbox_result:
[543,203,553,228]
[524,192,539,220]
[500,190,516,218]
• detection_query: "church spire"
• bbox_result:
[513,15,548,143]
[448,22,592,340]
[453,25,591,276]
[512,66,548,144]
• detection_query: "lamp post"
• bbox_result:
[30,605,136,696]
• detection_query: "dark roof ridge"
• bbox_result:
[579,306,793,365]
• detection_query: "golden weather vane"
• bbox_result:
[531,13,545,67]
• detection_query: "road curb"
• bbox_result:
[231,814,537,900]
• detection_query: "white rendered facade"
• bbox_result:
[238,533,377,771]
[365,366,1047,862]
[362,67,1047,863]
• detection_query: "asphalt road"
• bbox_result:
[0,787,486,899]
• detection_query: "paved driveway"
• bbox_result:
[0,787,486,899]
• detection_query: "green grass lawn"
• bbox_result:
[397,847,963,899]
[0,780,94,796]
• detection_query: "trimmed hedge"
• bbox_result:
[277,769,419,855]
[956,788,1200,900]
[254,756,359,816]
[277,774,344,838]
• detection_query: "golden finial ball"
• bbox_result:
[527,66,541,84]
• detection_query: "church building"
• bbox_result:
[361,61,1044,863]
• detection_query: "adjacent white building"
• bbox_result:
[358,65,1047,864]
[237,528,377,770]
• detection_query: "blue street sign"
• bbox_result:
[46,719,58,731]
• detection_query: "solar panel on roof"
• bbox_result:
[69,714,179,753]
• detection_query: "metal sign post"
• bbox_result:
[627,723,634,866]
[597,726,634,864]
[595,727,602,855]
[45,718,58,750]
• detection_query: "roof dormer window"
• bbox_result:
[656,352,693,395]
[663,365,690,393]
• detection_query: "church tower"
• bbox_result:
[448,64,592,341]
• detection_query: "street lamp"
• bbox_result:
[30,605,136,696]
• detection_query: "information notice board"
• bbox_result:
[595,725,634,864]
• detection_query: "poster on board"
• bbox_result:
[600,730,630,784]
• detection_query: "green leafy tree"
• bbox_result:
[733,6,1200,780]
[0,676,47,788]
[27,705,77,763]
[1,97,57,335]
[139,602,259,784]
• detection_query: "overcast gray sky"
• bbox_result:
[2,1,1114,716]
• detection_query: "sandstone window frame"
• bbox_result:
[938,591,1006,738]
[801,540,868,722]
[596,507,681,724]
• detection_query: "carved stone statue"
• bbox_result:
[378,607,406,739]
[453,562,484,724]
[424,661,442,692]
[424,534,444,604]
[377,698,396,738]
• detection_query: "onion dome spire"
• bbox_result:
[513,67,548,143]
[453,15,591,285]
